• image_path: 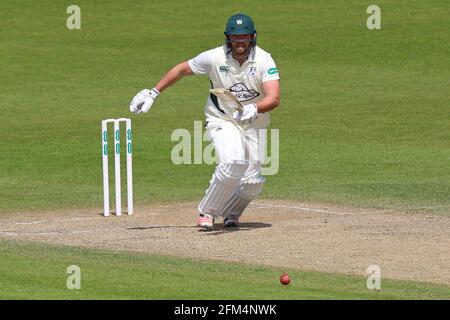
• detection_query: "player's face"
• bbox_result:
[229,34,253,56]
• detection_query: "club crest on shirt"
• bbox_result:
[219,65,229,72]
[248,67,257,77]
[228,82,260,102]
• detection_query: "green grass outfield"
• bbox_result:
[0,0,449,214]
[1,240,449,300]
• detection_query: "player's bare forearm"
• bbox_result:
[255,94,280,113]
[154,61,193,92]
[255,80,280,113]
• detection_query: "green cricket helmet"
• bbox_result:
[224,13,257,47]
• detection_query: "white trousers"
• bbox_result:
[197,119,266,218]
[208,120,263,180]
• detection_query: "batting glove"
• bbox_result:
[232,103,258,125]
[129,88,160,114]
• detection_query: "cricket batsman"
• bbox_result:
[129,13,280,229]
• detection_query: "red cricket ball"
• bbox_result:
[280,274,291,285]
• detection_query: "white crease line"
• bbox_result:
[0,231,60,236]
[70,230,97,234]
[5,217,94,226]
[4,212,162,227]
[0,227,129,237]
[251,202,391,215]
[68,228,125,234]
[4,217,97,226]
[0,232,19,236]
[15,221,45,225]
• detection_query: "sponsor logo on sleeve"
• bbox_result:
[268,67,278,75]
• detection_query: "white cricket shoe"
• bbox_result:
[197,213,214,230]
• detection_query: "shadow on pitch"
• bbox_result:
[126,225,198,230]
[200,222,272,236]
[126,222,272,234]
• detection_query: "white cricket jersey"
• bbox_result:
[188,45,280,128]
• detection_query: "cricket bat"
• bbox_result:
[209,88,244,113]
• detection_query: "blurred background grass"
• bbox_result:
[0,0,449,213]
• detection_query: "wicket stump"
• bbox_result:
[101,118,133,216]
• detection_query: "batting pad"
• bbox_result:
[239,176,266,200]
[220,176,266,219]
[198,162,248,217]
